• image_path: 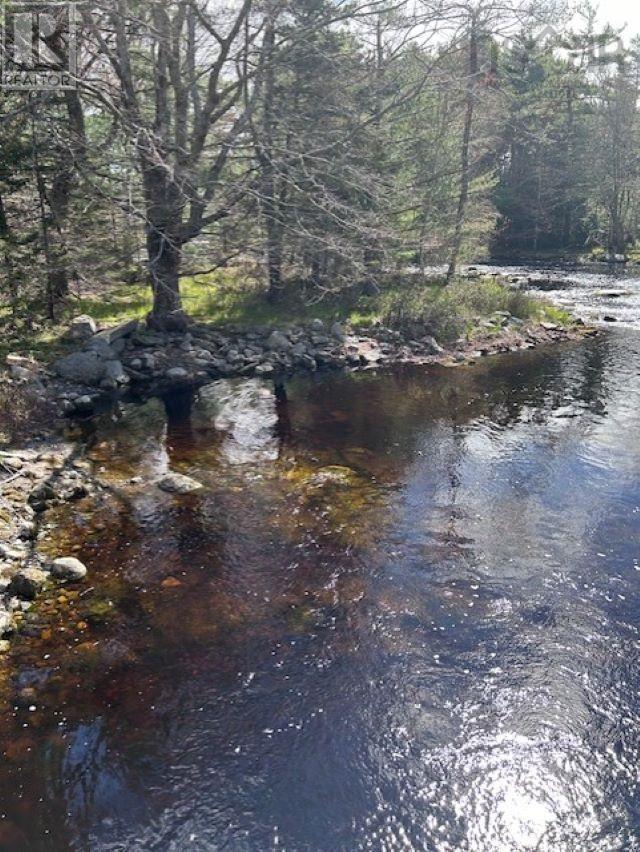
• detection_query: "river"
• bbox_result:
[0,266,639,850]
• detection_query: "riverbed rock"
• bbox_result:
[158,472,203,494]
[255,363,275,377]
[0,611,15,637]
[50,557,88,581]
[17,520,37,540]
[73,395,96,414]
[8,568,48,601]
[166,367,190,382]
[28,481,56,512]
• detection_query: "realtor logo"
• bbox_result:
[1,2,77,90]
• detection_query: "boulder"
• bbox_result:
[267,330,293,352]
[17,520,36,541]
[85,337,117,359]
[92,319,139,345]
[103,359,129,385]
[423,335,444,355]
[8,568,48,601]
[0,610,15,637]
[166,366,190,382]
[28,481,56,512]
[9,365,36,382]
[6,354,39,382]
[69,315,97,341]
[50,557,88,581]
[331,322,346,341]
[73,395,96,414]
[157,472,203,494]
[310,318,325,331]
[55,351,106,385]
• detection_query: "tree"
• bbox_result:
[82,0,259,329]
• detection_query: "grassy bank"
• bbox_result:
[0,271,571,365]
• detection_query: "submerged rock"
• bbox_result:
[8,568,48,601]
[50,557,88,581]
[158,472,204,494]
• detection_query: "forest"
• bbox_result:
[0,0,639,331]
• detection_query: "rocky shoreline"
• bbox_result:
[11,311,595,417]
[0,311,596,649]
[0,443,95,647]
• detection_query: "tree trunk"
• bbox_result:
[45,89,87,304]
[142,159,188,331]
[146,224,186,331]
[447,18,478,283]
[0,191,19,318]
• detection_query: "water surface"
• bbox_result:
[1,321,640,850]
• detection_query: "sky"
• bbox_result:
[592,0,640,37]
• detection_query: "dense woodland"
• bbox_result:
[1,0,639,330]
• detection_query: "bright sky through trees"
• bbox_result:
[593,0,640,36]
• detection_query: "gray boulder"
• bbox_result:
[423,335,444,355]
[158,472,203,494]
[92,319,139,345]
[104,359,130,385]
[86,337,117,359]
[166,366,190,382]
[331,322,346,341]
[50,557,88,581]
[6,354,39,382]
[69,315,97,341]
[267,331,292,352]
[55,350,106,385]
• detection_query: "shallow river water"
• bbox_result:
[1,274,640,850]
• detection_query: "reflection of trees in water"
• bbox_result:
[163,387,196,463]
[192,378,280,464]
[2,335,634,850]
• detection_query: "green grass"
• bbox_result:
[0,269,573,364]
